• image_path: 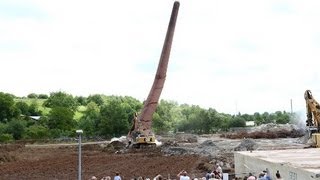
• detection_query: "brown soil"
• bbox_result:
[0,144,208,180]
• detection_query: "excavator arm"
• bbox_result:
[128,1,180,147]
[304,90,320,136]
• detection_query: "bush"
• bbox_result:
[24,125,49,139]
[6,119,27,140]
[38,94,48,99]
[27,93,38,99]
[0,133,14,143]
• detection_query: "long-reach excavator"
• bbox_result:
[304,90,320,138]
[127,1,180,148]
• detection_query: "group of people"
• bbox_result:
[89,166,223,180]
[244,169,283,180]
[204,164,223,180]
[89,167,284,180]
[90,172,121,180]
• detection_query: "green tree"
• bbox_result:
[0,92,18,122]
[27,93,38,99]
[153,100,179,133]
[47,107,75,131]
[253,112,263,125]
[28,102,42,116]
[275,111,290,124]
[78,102,101,136]
[38,94,49,99]
[229,115,246,127]
[87,94,104,106]
[24,125,49,139]
[98,97,131,137]
[15,101,30,115]
[6,119,27,140]
[75,96,87,106]
[44,91,78,112]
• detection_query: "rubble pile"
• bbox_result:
[221,123,305,139]
[234,138,258,151]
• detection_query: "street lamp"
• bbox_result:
[76,129,83,180]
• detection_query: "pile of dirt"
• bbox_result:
[221,123,305,139]
[105,140,127,151]
[175,133,198,143]
[234,138,258,151]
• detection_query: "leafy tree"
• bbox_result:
[87,94,104,106]
[6,119,27,140]
[275,111,290,124]
[262,112,273,124]
[47,107,75,131]
[28,102,42,116]
[38,94,49,99]
[78,102,101,136]
[229,116,246,127]
[0,122,8,134]
[44,91,78,112]
[75,96,87,106]
[218,113,233,131]
[98,97,131,137]
[15,101,30,115]
[241,113,254,121]
[153,100,178,133]
[24,125,49,139]
[0,92,18,122]
[253,112,263,125]
[177,105,208,133]
[0,133,13,142]
[205,108,223,133]
[27,93,38,99]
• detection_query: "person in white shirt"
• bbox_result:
[177,170,190,180]
[114,172,121,180]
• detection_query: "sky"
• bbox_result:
[1,0,320,115]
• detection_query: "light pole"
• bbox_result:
[76,129,83,180]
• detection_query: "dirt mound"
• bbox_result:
[199,140,217,147]
[175,133,198,143]
[108,140,127,149]
[234,138,258,151]
[221,123,305,139]
[162,147,192,155]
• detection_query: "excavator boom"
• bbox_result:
[304,90,320,138]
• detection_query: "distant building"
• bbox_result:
[245,121,255,127]
[30,116,41,120]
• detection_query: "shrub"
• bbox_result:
[0,133,14,143]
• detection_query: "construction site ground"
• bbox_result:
[0,124,309,180]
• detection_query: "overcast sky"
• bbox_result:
[1,0,320,115]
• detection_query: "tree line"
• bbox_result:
[0,91,293,142]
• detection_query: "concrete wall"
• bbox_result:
[235,150,320,180]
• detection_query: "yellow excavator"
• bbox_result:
[127,1,180,148]
[304,90,320,144]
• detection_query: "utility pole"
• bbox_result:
[76,130,83,180]
[290,99,293,114]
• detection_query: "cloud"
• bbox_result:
[1,0,320,115]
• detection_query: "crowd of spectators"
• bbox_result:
[88,166,283,180]
[88,164,225,180]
